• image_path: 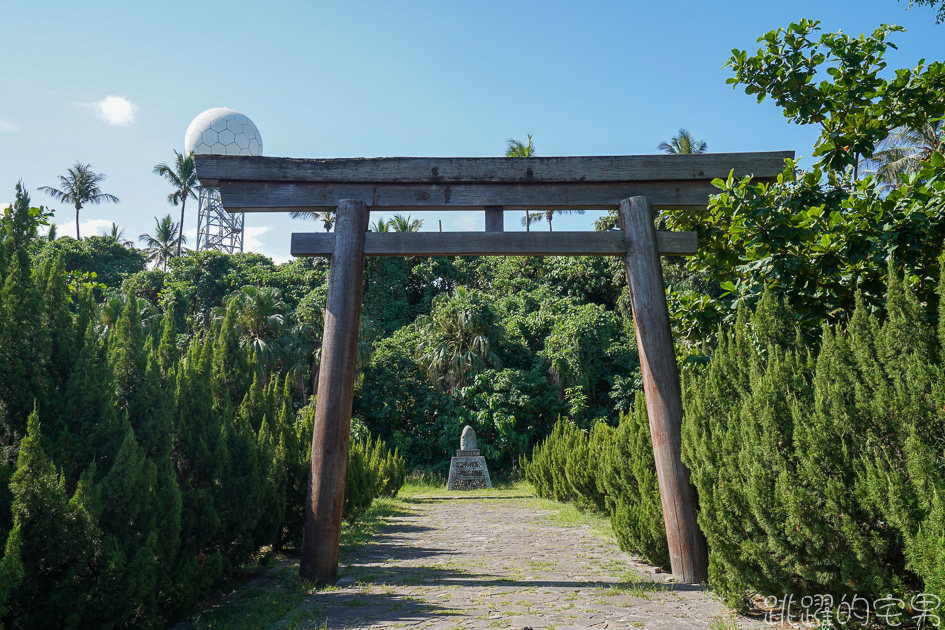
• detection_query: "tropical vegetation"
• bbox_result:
[153,150,198,257]
[0,186,405,628]
[38,162,119,240]
[658,128,707,155]
[139,214,186,271]
[3,11,945,629]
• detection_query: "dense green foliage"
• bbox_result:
[355,256,640,471]
[668,156,945,344]
[527,271,945,605]
[343,435,407,523]
[33,235,147,291]
[0,187,406,629]
[683,278,945,606]
[664,21,945,347]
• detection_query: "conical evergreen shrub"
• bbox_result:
[3,411,99,628]
[602,393,668,569]
[683,275,945,606]
[343,438,378,522]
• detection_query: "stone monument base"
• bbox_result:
[446,449,492,490]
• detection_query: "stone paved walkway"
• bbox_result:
[276,496,762,629]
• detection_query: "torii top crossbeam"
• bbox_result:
[194,151,792,213]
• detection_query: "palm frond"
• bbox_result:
[506,133,536,157]
[659,128,708,154]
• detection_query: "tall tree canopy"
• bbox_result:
[658,129,708,155]
[38,163,119,240]
[139,215,185,271]
[153,151,198,257]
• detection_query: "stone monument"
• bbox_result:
[446,426,492,490]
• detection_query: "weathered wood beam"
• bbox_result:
[300,199,369,585]
[216,180,720,212]
[291,230,697,257]
[484,205,504,232]
[195,152,793,186]
[619,196,708,584]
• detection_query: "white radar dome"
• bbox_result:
[184,107,263,156]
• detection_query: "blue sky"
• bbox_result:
[1,1,941,263]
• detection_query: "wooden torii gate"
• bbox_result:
[195,151,792,586]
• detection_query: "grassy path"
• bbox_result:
[182,484,761,629]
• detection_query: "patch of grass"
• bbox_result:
[709,615,740,630]
[522,496,616,542]
[188,565,310,630]
[189,496,410,629]
[339,497,415,558]
[401,477,534,498]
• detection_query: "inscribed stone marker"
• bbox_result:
[447,426,492,490]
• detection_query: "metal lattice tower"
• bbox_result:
[184,107,263,254]
[195,188,244,253]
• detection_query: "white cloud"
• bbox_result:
[82,96,137,126]
[49,218,114,239]
[82,218,115,238]
[182,227,198,247]
[243,225,271,250]
[452,212,482,231]
[243,225,291,264]
[0,119,17,133]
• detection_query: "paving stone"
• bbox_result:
[273,497,765,629]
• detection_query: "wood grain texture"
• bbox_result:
[216,180,721,212]
[484,206,504,232]
[619,196,708,584]
[300,199,369,585]
[195,152,793,186]
[290,230,698,257]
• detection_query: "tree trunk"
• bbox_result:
[177,197,187,257]
[75,204,81,240]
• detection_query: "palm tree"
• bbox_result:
[521,208,585,232]
[38,162,119,239]
[153,150,198,257]
[46,224,57,241]
[139,215,185,271]
[414,287,502,394]
[506,134,585,231]
[229,285,288,382]
[389,214,423,232]
[371,217,391,232]
[279,324,317,403]
[506,134,535,158]
[105,222,133,246]
[506,134,537,231]
[99,295,158,339]
[290,210,335,232]
[867,121,945,185]
[658,129,708,155]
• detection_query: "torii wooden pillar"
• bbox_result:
[194,151,792,586]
